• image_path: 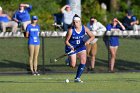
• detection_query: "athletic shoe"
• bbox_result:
[108,70,115,73]
[65,58,70,66]
[87,68,95,73]
[32,72,36,76]
[87,67,90,72]
[35,71,40,76]
[90,68,95,73]
[74,78,83,83]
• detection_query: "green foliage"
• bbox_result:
[82,0,107,25]
[0,0,62,30]
[117,0,140,20]
[0,0,139,30]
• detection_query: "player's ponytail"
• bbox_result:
[73,14,81,21]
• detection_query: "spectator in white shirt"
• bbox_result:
[61,5,75,31]
[85,16,106,72]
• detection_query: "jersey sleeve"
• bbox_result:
[26,4,32,12]
[106,24,112,31]
[97,22,106,32]
[26,24,30,32]
[12,11,18,19]
[132,16,137,21]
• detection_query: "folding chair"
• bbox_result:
[52,13,64,31]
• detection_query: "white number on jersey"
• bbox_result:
[76,40,80,44]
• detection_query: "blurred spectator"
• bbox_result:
[13,3,32,31]
[0,6,18,32]
[61,5,75,31]
[123,10,139,31]
[104,18,125,72]
[86,16,106,72]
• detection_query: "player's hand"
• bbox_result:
[66,5,70,7]
[85,40,90,46]
[20,4,29,7]
[94,19,97,23]
[70,46,74,51]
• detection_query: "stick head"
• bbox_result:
[54,59,57,62]
[50,58,57,63]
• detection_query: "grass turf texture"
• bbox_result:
[0,37,140,73]
[0,73,139,93]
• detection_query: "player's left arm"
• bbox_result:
[24,4,32,12]
[84,26,95,45]
[116,18,125,30]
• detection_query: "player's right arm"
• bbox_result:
[13,12,19,22]
[61,5,68,13]
[25,25,30,38]
[65,28,74,51]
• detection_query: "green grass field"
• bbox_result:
[0,37,140,93]
[0,73,140,93]
[0,37,140,73]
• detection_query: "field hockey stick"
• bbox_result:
[50,50,74,63]
[50,46,84,63]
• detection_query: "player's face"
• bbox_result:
[19,5,24,10]
[73,20,81,27]
[90,18,95,24]
[66,7,71,12]
[0,10,2,14]
[32,19,38,24]
[112,18,118,25]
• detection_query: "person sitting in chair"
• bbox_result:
[0,6,18,32]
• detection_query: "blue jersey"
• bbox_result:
[13,5,32,22]
[26,24,40,45]
[132,16,137,21]
[105,24,122,46]
[65,25,86,55]
[0,16,9,22]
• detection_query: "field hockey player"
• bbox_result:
[65,14,94,82]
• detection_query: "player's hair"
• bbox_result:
[90,16,96,20]
[72,14,81,27]
[73,14,81,21]
[73,14,80,20]
[74,14,80,17]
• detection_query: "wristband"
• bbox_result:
[69,45,74,50]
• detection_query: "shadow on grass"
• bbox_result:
[0,58,140,73]
[0,59,28,70]
[44,58,140,73]
[95,58,140,71]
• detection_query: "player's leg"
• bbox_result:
[90,43,97,71]
[29,45,35,74]
[0,22,6,32]
[6,21,18,32]
[11,21,18,32]
[75,50,86,82]
[69,54,76,68]
[63,23,68,31]
[65,57,71,66]
[109,46,118,72]
[86,44,91,71]
[23,21,31,31]
[34,45,40,75]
